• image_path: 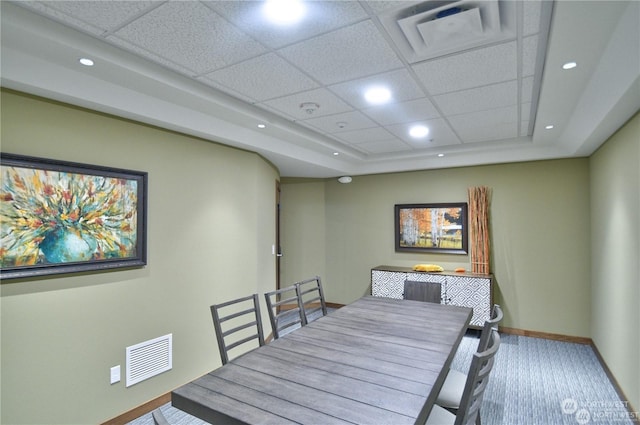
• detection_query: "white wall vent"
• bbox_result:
[125,333,172,387]
[379,0,516,64]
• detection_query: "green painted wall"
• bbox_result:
[590,111,640,412]
[0,90,279,424]
[279,179,326,291]
[283,159,591,338]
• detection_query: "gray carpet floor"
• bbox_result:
[129,325,634,425]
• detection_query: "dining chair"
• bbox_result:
[295,276,327,324]
[403,279,442,303]
[427,330,501,425]
[151,408,170,425]
[264,284,305,339]
[210,294,265,365]
[435,304,503,424]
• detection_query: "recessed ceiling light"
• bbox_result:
[409,125,429,139]
[257,123,266,129]
[364,87,391,105]
[545,125,554,130]
[333,152,339,156]
[79,58,94,66]
[263,0,305,25]
[562,61,577,70]
[437,153,445,157]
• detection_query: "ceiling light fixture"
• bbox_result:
[545,125,554,130]
[79,57,94,66]
[562,61,577,70]
[409,125,429,138]
[438,153,445,157]
[337,176,352,184]
[364,87,391,105]
[263,0,305,26]
[333,152,339,156]
[257,123,266,129]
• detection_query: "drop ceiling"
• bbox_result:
[1,1,638,178]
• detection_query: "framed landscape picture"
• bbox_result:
[395,203,468,254]
[1,153,147,280]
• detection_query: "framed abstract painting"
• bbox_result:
[395,203,468,254]
[1,153,147,280]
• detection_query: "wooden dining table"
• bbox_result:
[172,296,472,425]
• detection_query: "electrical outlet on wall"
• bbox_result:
[110,365,121,384]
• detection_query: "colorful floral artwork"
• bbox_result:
[0,154,147,279]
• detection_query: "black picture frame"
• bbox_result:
[395,203,468,254]
[1,153,147,280]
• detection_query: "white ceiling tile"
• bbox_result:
[203,54,319,102]
[301,111,378,134]
[4,0,579,178]
[522,35,539,77]
[523,0,543,36]
[24,1,159,34]
[363,98,440,126]
[354,140,413,154]
[278,20,404,85]
[412,41,518,95]
[364,1,421,14]
[15,1,103,36]
[520,120,530,137]
[448,106,519,143]
[261,88,353,120]
[197,77,256,104]
[107,35,197,75]
[114,2,267,74]
[205,1,368,49]
[433,81,517,116]
[334,127,397,144]
[385,118,461,146]
[521,76,534,103]
[521,102,532,124]
[329,69,425,109]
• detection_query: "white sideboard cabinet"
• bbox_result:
[371,265,493,328]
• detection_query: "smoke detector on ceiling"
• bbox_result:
[300,102,320,114]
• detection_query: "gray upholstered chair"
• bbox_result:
[427,330,501,425]
[295,276,327,324]
[264,284,305,339]
[210,294,265,365]
[435,304,503,424]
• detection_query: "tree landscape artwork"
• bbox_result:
[0,154,147,280]
[395,203,468,254]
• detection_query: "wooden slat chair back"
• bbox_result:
[210,294,265,365]
[295,276,327,324]
[435,304,504,423]
[151,408,170,425]
[455,330,501,425]
[426,330,501,425]
[264,284,305,339]
[403,279,442,303]
[476,304,503,352]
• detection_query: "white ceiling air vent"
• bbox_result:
[379,0,516,64]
